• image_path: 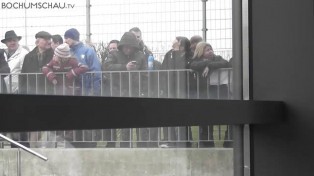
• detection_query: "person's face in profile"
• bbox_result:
[179,40,185,52]
[131,31,142,42]
[51,41,60,51]
[65,38,75,47]
[172,39,180,51]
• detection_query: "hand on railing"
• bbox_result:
[202,67,209,77]
[52,79,58,85]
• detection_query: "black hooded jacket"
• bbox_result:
[102,32,148,97]
[103,32,146,71]
[0,49,10,93]
[160,49,194,98]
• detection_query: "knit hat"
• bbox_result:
[54,43,72,58]
[64,28,80,41]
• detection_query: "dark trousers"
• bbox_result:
[136,128,159,148]
[198,84,231,148]
[104,129,117,147]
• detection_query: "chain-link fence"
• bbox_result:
[0,0,233,148]
[0,0,232,59]
[0,68,233,148]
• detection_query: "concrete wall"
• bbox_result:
[0,149,232,176]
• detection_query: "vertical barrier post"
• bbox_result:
[202,0,208,41]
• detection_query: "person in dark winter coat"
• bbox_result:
[101,39,119,147]
[129,27,161,147]
[19,31,54,148]
[190,42,230,99]
[0,49,10,93]
[20,31,54,95]
[190,42,229,148]
[101,40,119,97]
[160,36,193,148]
[103,32,147,97]
[161,36,193,98]
[103,32,147,148]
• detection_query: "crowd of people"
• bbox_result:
[0,27,233,148]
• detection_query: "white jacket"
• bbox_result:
[4,45,29,93]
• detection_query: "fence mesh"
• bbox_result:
[0,0,232,60]
[0,0,233,148]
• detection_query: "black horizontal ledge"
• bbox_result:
[0,94,284,132]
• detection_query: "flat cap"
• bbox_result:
[35,31,52,39]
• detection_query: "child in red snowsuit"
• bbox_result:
[42,43,88,95]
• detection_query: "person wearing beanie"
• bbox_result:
[42,43,89,147]
[42,43,88,95]
[103,32,148,148]
[64,28,101,96]
[64,28,80,42]
[64,28,101,148]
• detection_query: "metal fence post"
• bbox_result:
[86,0,91,43]
[17,148,21,176]
[202,0,208,41]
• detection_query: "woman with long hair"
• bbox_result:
[160,36,194,147]
[191,42,229,147]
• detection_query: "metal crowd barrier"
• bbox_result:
[0,69,233,148]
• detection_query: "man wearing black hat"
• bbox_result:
[1,30,28,93]
[1,30,29,146]
[20,31,54,95]
[103,32,149,148]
